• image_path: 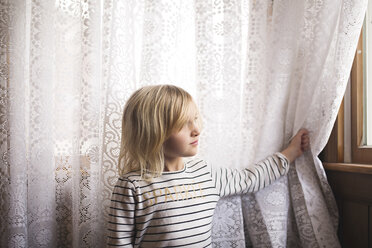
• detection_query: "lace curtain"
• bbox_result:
[0,0,367,247]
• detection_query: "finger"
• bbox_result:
[302,140,309,145]
[302,141,310,147]
[299,128,309,135]
[302,137,310,143]
[302,135,310,140]
[289,129,310,142]
[302,143,310,150]
[302,142,309,147]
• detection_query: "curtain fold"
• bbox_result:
[0,0,367,247]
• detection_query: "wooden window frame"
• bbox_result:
[322,26,372,170]
[351,29,372,164]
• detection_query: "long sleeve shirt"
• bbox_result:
[107,152,289,247]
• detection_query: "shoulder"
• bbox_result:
[115,171,141,190]
[184,158,210,173]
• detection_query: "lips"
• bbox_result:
[190,140,198,145]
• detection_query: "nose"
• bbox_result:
[191,121,200,137]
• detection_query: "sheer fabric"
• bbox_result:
[0,0,367,247]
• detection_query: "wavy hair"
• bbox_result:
[118,85,198,180]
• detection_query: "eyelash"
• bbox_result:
[186,117,198,125]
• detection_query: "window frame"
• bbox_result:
[321,24,372,166]
[351,25,372,164]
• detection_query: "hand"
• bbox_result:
[280,128,310,163]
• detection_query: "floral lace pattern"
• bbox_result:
[0,0,367,247]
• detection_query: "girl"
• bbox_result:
[107,85,310,247]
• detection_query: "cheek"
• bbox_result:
[165,136,185,150]
[164,133,188,153]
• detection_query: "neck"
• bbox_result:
[164,156,184,172]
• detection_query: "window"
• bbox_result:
[364,2,372,146]
[350,2,372,164]
[321,3,372,165]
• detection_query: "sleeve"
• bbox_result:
[107,177,137,247]
[211,152,290,197]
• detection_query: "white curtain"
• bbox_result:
[0,0,367,247]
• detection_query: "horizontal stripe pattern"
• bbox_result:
[107,153,289,247]
[212,152,289,197]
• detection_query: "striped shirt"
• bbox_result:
[107,152,289,247]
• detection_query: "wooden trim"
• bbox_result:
[320,102,344,163]
[324,162,372,175]
[351,27,372,164]
[369,207,372,248]
[320,122,338,162]
[337,98,345,162]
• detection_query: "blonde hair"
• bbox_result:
[118,85,198,180]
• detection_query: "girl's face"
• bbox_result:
[163,104,201,159]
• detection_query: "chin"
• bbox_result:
[189,151,198,156]
[184,151,198,157]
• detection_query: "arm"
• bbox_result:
[212,128,310,197]
[107,177,137,247]
[212,152,290,197]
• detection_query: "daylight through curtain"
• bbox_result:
[0,0,367,247]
